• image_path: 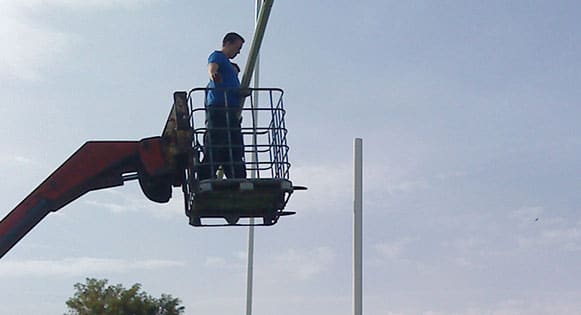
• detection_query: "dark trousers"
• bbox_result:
[198,108,246,179]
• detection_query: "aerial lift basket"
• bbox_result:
[184,88,304,226]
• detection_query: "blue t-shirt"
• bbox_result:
[206,51,241,107]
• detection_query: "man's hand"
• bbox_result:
[210,71,222,83]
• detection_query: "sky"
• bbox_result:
[0,0,580,314]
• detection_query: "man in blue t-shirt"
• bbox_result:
[199,32,247,180]
[206,35,243,108]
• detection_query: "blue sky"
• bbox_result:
[1,1,580,314]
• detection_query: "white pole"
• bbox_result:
[240,0,273,90]
[353,138,363,315]
[245,1,262,314]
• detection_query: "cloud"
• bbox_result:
[203,247,335,281]
[539,226,581,252]
[0,154,40,168]
[11,0,156,11]
[82,188,183,219]
[447,237,487,252]
[363,295,581,315]
[199,251,246,273]
[463,297,581,315]
[375,237,414,260]
[11,155,37,166]
[0,0,157,81]
[204,256,227,268]
[0,257,184,277]
[291,164,351,195]
[288,163,352,213]
[509,206,581,252]
[387,178,430,194]
[269,247,335,280]
[289,162,431,215]
[509,206,544,225]
[436,170,468,180]
[0,2,69,81]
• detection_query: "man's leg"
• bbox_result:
[198,109,227,179]
[228,118,247,179]
[198,132,217,180]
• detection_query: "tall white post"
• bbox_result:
[245,2,262,315]
[353,138,363,315]
[241,0,273,90]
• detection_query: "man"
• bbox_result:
[199,32,247,180]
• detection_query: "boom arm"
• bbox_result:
[0,92,191,259]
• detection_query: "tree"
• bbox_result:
[65,278,185,315]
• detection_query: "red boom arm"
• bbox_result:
[0,92,191,259]
[0,138,172,259]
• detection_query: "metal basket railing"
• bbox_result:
[188,87,290,180]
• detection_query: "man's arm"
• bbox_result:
[208,63,221,83]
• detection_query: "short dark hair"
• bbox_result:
[222,32,245,46]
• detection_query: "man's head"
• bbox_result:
[222,32,245,59]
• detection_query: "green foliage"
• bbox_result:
[65,278,185,315]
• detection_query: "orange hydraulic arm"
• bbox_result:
[0,92,191,259]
